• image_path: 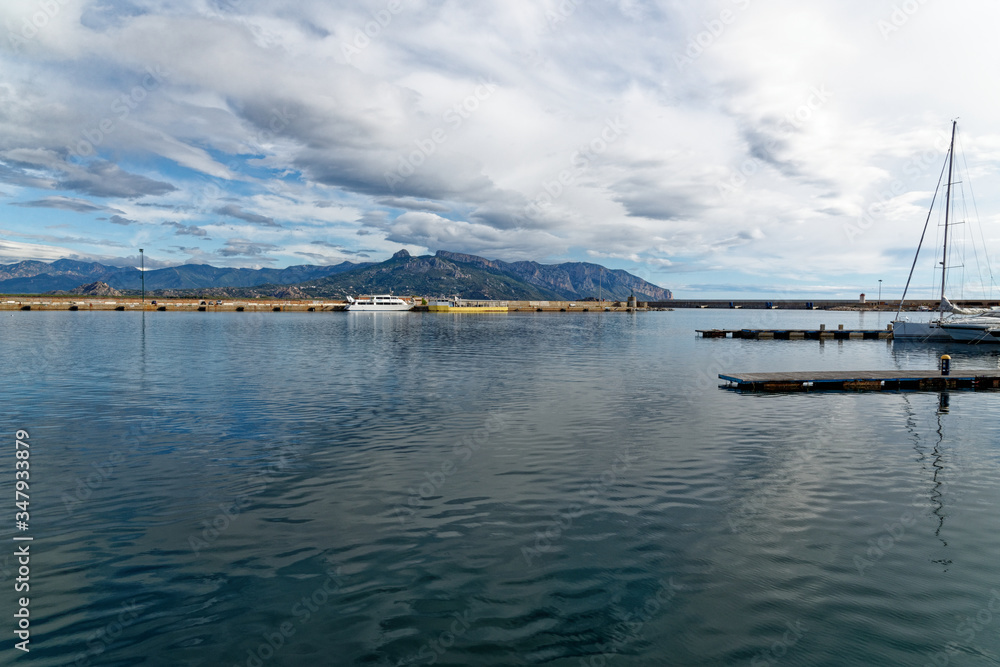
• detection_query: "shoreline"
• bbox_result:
[0,296,663,312]
[0,296,975,312]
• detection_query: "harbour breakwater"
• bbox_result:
[0,297,339,312]
[0,297,665,312]
[656,299,985,311]
[0,296,985,312]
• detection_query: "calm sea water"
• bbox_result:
[3,309,1000,666]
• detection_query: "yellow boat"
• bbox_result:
[427,298,508,313]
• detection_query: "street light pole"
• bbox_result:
[140,248,144,308]
[877,279,882,310]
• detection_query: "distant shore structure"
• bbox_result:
[0,296,977,313]
[426,298,508,313]
[0,296,657,312]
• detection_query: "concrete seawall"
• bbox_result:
[2,296,975,312]
[0,297,345,312]
[0,297,665,312]
[655,299,972,310]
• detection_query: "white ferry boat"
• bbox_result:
[344,295,413,312]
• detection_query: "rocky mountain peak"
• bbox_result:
[70,281,122,296]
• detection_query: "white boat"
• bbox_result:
[892,318,953,342]
[939,306,1000,342]
[892,121,996,342]
[344,295,413,312]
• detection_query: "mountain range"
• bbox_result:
[0,258,361,293]
[0,252,672,301]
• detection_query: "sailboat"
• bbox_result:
[938,307,1000,342]
[892,121,998,342]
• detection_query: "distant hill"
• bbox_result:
[0,259,367,293]
[0,251,672,300]
[300,250,567,300]
[0,259,126,293]
[298,250,671,300]
[434,251,671,301]
[108,262,366,290]
[65,281,123,297]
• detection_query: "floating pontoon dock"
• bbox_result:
[698,327,892,340]
[720,370,1000,392]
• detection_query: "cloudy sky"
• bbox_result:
[2,0,1000,297]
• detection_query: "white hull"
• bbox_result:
[940,323,1000,343]
[891,320,952,342]
[895,317,1000,343]
[345,304,412,312]
[892,122,1000,345]
[345,294,413,312]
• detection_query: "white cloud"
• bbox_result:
[1,0,999,295]
[0,239,75,262]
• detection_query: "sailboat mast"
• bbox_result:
[940,120,956,309]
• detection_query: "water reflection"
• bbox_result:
[3,311,1000,664]
[904,393,952,570]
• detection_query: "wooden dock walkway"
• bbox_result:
[698,328,892,340]
[720,370,1000,392]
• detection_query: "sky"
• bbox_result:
[2,0,1000,298]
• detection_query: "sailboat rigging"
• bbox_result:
[892,120,999,342]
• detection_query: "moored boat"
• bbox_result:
[345,295,413,312]
[892,120,997,342]
[939,310,1000,343]
[891,319,952,342]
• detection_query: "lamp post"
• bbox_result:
[877,279,882,310]
[140,248,144,308]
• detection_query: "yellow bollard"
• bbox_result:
[940,354,951,376]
